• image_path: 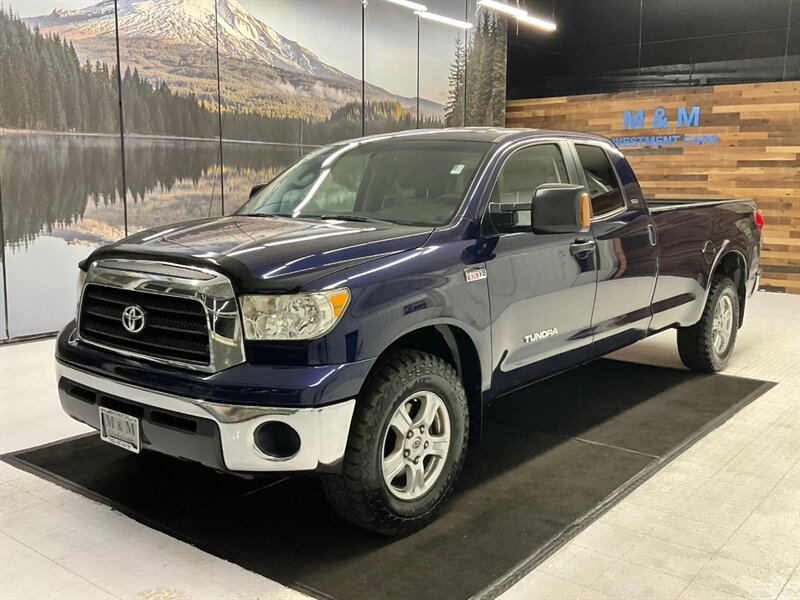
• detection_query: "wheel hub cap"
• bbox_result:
[711,293,734,354]
[381,391,451,501]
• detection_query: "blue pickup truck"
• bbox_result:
[56,128,762,534]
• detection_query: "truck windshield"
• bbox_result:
[238,139,490,226]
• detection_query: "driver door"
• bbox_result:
[482,142,598,394]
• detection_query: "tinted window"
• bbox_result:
[489,144,568,228]
[238,140,489,227]
[575,144,625,216]
[494,144,569,204]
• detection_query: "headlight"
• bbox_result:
[240,289,350,340]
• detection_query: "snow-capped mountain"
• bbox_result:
[26,0,352,83]
[24,0,445,119]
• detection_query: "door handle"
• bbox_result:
[647,223,657,246]
[570,239,596,256]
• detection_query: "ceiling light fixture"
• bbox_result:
[385,0,428,11]
[414,10,473,29]
[516,12,557,31]
[478,0,526,18]
[478,0,557,32]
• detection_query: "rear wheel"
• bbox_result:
[321,349,468,535]
[677,274,739,373]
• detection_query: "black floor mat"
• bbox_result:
[4,360,773,600]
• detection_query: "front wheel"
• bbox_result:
[321,349,468,535]
[677,274,740,373]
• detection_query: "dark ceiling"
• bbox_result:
[507,0,800,99]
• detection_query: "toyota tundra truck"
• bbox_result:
[56,128,763,534]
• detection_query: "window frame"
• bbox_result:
[480,139,579,237]
[569,141,629,221]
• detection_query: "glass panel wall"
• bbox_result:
[421,0,469,128]
[0,3,125,337]
[0,0,506,340]
[364,0,418,135]
[118,0,223,232]
[466,0,507,126]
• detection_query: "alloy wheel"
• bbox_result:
[381,391,451,501]
[712,293,734,354]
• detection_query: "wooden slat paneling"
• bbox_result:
[507,81,800,294]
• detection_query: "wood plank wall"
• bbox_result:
[506,81,800,294]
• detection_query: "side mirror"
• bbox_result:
[249,183,267,198]
[532,184,592,234]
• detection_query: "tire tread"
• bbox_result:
[321,349,468,535]
[677,274,738,373]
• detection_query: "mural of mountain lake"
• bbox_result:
[0,133,306,338]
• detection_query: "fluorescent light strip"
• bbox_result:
[478,0,557,32]
[415,10,473,29]
[517,12,557,31]
[385,0,428,11]
[478,0,526,18]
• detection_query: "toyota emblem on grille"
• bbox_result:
[121,305,146,334]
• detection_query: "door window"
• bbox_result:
[488,144,569,229]
[575,144,625,216]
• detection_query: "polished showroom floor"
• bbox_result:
[1,291,798,600]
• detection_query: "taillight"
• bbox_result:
[754,210,764,230]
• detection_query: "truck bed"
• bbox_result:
[647,198,756,212]
[645,196,760,332]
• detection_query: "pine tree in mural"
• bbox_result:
[0,9,214,134]
[444,38,466,127]
[487,15,508,125]
[445,12,507,128]
[0,8,430,143]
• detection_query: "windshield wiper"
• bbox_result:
[301,214,396,225]
[238,213,293,218]
[241,213,415,226]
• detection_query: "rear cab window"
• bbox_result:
[574,144,626,217]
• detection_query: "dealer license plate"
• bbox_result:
[99,407,140,453]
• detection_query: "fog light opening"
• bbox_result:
[254,421,301,459]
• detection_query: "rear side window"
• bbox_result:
[575,144,625,216]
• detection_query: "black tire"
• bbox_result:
[677,274,740,373]
[321,349,468,535]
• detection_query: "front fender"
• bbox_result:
[307,239,493,392]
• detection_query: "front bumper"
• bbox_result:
[56,323,375,408]
[57,361,356,473]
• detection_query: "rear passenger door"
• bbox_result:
[483,142,598,394]
[571,142,658,352]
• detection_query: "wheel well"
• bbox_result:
[381,325,483,444]
[715,251,747,327]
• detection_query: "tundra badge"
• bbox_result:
[523,328,559,343]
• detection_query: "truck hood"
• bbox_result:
[84,216,433,292]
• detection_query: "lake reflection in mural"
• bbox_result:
[0,133,304,337]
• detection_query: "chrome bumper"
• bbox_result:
[56,362,355,472]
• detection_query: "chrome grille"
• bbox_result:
[76,259,246,372]
[79,285,211,365]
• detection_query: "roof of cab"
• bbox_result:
[346,127,614,146]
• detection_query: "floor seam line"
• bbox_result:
[571,436,661,460]
[2,530,122,599]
